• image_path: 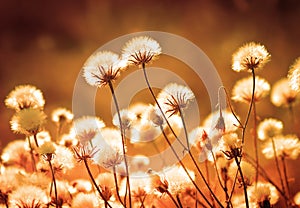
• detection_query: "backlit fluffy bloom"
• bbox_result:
[71,116,105,144]
[232,42,270,72]
[9,185,50,207]
[271,78,300,107]
[248,182,279,207]
[122,36,161,66]
[232,76,270,103]
[51,107,73,124]
[163,166,195,194]
[228,161,255,186]
[83,51,125,87]
[147,105,165,126]
[130,155,150,172]
[71,193,100,208]
[38,145,75,173]
[91,128,124,169]
[10,108,47,136]
[288,57,300,92]
[257,118,283,141]
[112,109,136,130]
[119,172,152,201]
[1,140,31,167]
[262,134,300,159]
[294,192,300,205]
[157,83,195,117]
[4,84,45,111]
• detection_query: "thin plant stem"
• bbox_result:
[33,133,39,147]
[159,125,214,208]
[142,63,187,151]
[281,156,291,200]
[186,191,209,208]
[177,111,224,208]
[211,151,231,207]
[108,80,132,208]
[83,158,112,208]
[27,136,37,172]
[244,152,287,199]
[165,189,181,208]
[178,107,190,150]
[270,138,286,196]
[204,160,215,206]
[234,156,249,208]
[113,166,125,207]
[48,160,58,208]
[252,101,259,185]
[242,69,256,144]
[176,194,184,208]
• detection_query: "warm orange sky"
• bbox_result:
[0,0,300,146]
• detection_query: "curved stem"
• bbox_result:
[281,156,290,200]
[234,157,249,208]
[48,161,58,208]
[165,190,181,208]
[142,63,187,151]
[27,136,37,172]
[159,125,214,208]
[271,138,286,196]
[113,166,125,206]
[177,107,224,207]
[108,80,132,208]
[242,69,256,144]
[33,133,39,147]
[252,101,259,185]
[178,107,190,150]
[83,159,112,208]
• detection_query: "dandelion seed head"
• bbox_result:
[112,109,136,130]
[71,116,105,144]
[70,179,92,194]
[83,51,123,87]
[257,118,283,141]
[163,166,195,194]
[147,104,165,126]
[232,76,270,103]
[262,134,300,159]
[222,133,241,150]
[249,182,279,206]
[51,107,73,124]
[9,185,50,207]
[157,83,195,117]
[71,192,100,208]
[59,133,79,147]
[288,57,300,92]
[91,128,124,169]
[122,36,161,66]
[10,108,47,136]
[294,192,300,205]
[228,161,255,186]
[5,85,45,111]
[120,172,152,198]
[271,78,300,108]
[232,42,270,72]
[130,155,150,172]
[37,141,56,155]
[130,119,162,143]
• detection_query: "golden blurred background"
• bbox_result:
[0,0,300,203]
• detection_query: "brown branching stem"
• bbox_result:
[159,125,214,208]
[83,159,112,208]
[108,80,132,208]
[48,160,58,208]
